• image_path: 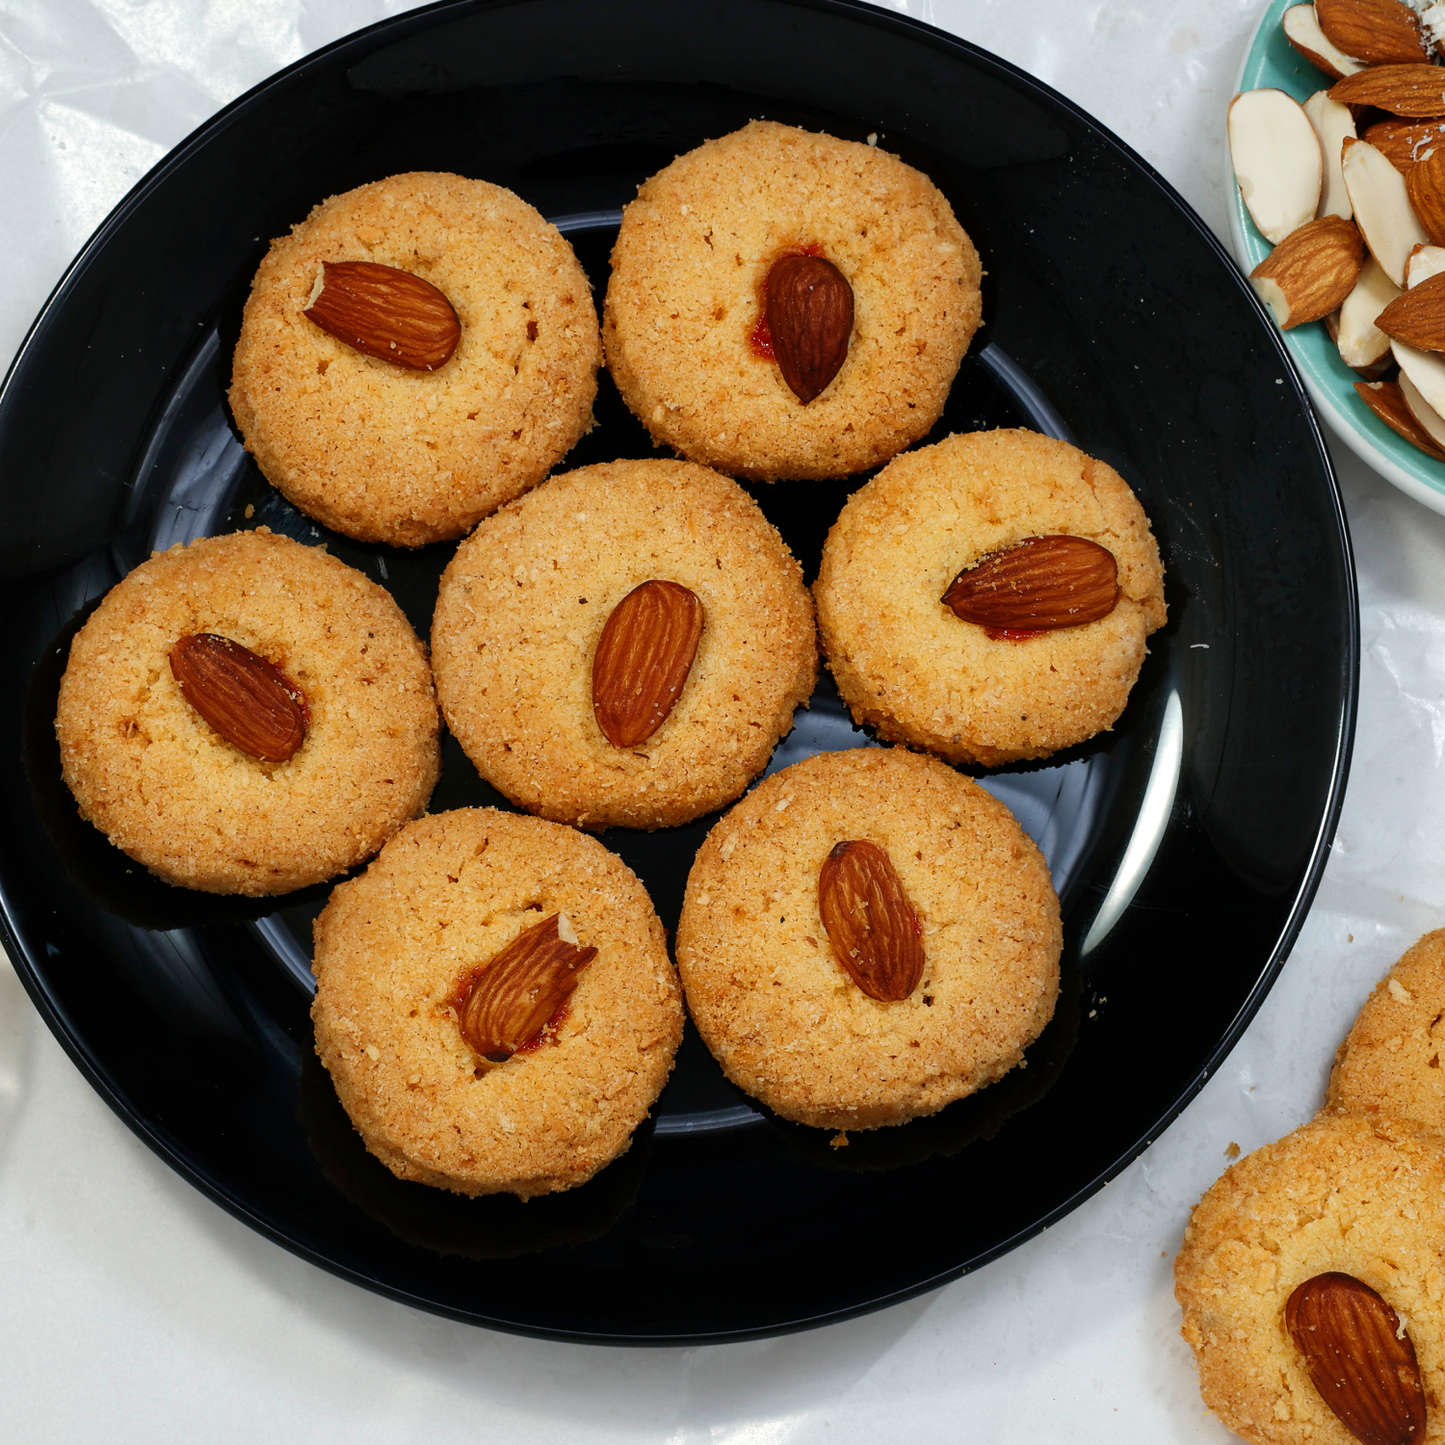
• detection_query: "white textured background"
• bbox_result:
[3,1,1444,1440]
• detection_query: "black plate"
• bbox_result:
[0,0,1355,1343]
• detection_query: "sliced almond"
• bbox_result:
[1407,242,1445,285]
[304,260,461,371]
[1229,90,1325,243]
[1357,378,1445,455]
[592,579,704,748]
[943,535,1120,634]
[1329,64,1445,117]
[1407,144,1445,244]
[1400,369,1445,453]
[1392,336,1445,414]
[1285,1272,1427,1445]
[1304,90,1359,218]
[457,913,597,1067]
[1315,0,1429,64]
[1364,117,1445,170]
[1342,137,1431,284]
[169,633,308,763]
[817,840,924,1003]
[1284,4,1367,78]
[1378,269,1445,345]
[1251,214,1364,326]
[1337,254,1404,367]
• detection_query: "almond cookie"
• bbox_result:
[55,528,438,895]
[230,172,600,547]
[603,120,982,481]
[1174,1113,1445,1445]
[815,428,1167,766]
[430,457,817,831]
[312,808,683,1198]
[1326,928,1445,1135]
[675,747,1060,1130]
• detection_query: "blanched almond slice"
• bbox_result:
[1407,242,1445,285]
[1400,369,1445,453]
[1229,90,1324,244]
[1392,336,1445,414]
[1337,255,1402,367]
[1283,4,1365,78]
[1341,137,1430,285]
[1303,90,1358,218]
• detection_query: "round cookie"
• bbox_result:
[675,747,1061,1130]
[603,120,982,481]
[230,172,600,547]
[430,458,817,831]
[311,808,683,1198]
[55,528,439,895]
[1326,928,1445,1134]
[1174,1113,1445,1445]
[814,429,1167,766]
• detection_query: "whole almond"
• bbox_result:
[942,535,1121,634]
[1407,147,1445,244]
[1376,270,1445,348]
[169,633,308,762]
[1329,65,1445,118]
[458,913,597,1066]
[304,260,461,371]
[592,579,704,748]
[1285,1272,1427,1445]
[1356,377,1445,457]
[817,840,924,1003]
[1251,215,1364,328]
[1363,118,1445,171]
[1315,0,1429,66]
[764,252,854,404]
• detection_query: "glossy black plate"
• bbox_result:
[0,0,1355,1343]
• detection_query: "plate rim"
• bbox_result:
[0,0,1360,1343]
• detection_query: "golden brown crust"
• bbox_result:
[311,809,683,1198]
[1174,1113,1445,1445]
[603,121,982,480]
[430,458,818,831]
[814,429,1167,765]
[676,747,1060,1129]
[54,529,439,895]
[1326,929,1445,1132]
[230,172,600,547]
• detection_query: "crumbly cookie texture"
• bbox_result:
[312,809,683,1199]
[1327,928,1445,1133]
[603,120,982,481]
[230,171,600,547]
[430,457,817,831]
[676,747,1060,1130]
[54,528,439,895]
[1174,1113,1445,1445]
[815,428,1167,766]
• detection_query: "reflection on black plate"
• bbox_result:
[0,0,1355,1343]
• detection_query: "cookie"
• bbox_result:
[603,121,982,481]
[1174,1113,1445,1445]
[430,457,817,831]
[230,172,600,547]
[311,808,683,1198]
[814,428,1167,766]
[675,747,1060,1130]
[55,528,438,895]
[1326,929,1445,1134]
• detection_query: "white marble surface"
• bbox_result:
[2,1,1443,1439]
